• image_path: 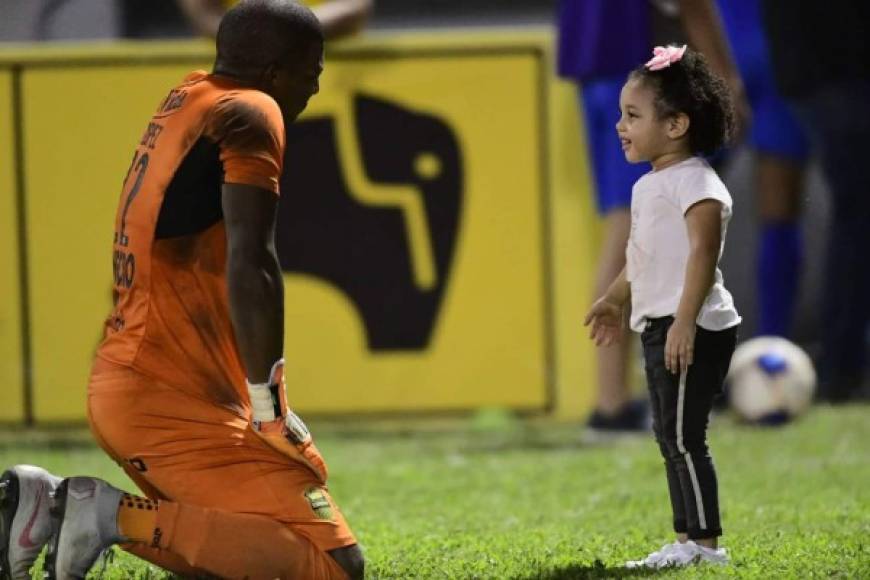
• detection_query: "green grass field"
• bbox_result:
[2,405,868,579]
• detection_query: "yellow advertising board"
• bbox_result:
[281,49,549,412]
[22,64,210,421]
[1,32,600,422]
[0,70,25,422]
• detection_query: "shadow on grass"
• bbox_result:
[515,561,661,579]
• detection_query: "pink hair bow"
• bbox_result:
[645,45,687,71]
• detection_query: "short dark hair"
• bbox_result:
[629,47,735,156]
[215,0,323,76]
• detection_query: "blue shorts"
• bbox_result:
[741,62,810,161]
[717,0,810,161]
[579,77,647,214]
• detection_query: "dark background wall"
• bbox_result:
[0,0,557,41]
[0,0,832,351]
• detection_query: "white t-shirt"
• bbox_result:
[626,157,741,333]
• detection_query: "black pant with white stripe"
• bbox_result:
[642,317,737,540]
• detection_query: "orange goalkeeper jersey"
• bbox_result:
[96,70,285,413]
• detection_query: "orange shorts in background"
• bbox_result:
[87,357,357,553]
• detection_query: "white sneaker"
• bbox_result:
[0,465,63,580]
[696,542,729,565]
[626,540,700,569]
[626,541,683,568]
[43,477,127,580]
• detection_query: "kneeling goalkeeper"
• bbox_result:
[0,1,362,578]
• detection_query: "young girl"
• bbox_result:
[584,45,740,568]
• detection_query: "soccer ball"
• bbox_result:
[726,336,816,425]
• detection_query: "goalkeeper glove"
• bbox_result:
[246,358,287,433]
[246,359,328,482]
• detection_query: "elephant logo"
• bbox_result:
[276,94,463,351]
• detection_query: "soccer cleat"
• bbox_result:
[625,540,700,569]
[0,465,63,580]
[43,477,126,580]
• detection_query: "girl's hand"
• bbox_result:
[583,298,624,347]
[665,318,696,374]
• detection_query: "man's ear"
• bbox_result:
[260,63,279,88]
[667,112,690,140]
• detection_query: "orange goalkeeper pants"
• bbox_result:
[87,357,356,580]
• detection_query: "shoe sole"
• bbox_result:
[42,478,69,580]
[0,470,21,580]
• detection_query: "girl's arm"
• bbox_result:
[666,199,722,372]
[603,266,631,307]
[676,199,722,322]
[584,267,630,347]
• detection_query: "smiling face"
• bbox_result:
[616,77,690,168]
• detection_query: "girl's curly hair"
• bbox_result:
[629,47,735,156]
